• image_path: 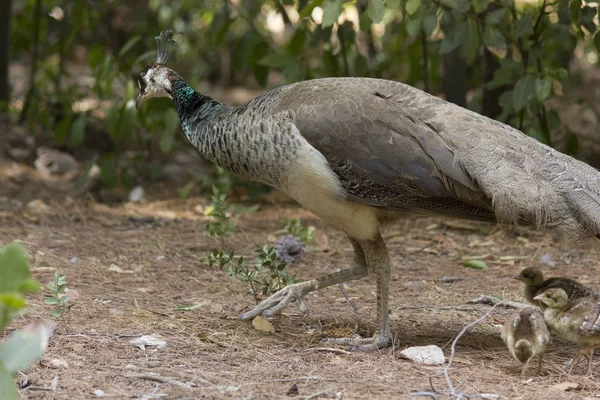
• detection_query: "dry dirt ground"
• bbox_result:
[3,161,600,400]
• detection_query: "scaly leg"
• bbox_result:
[584,346,600,376]
[568,349,585,374]
[238,237,367,320]
[537,354,543,375]
[321,232,391,351]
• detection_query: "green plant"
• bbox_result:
[0,243,50,400]
[255,244,297,293]
[44,271,70,318]
[282,218,315,242]
[204,185,237,245]
[202,245,297,304]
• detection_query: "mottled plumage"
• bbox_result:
[135,30,600,351]
[502,307,549,376]
[536,288,600,375]
[514,267,597,310]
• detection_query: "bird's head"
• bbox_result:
[534,288,568,309]
[513,267,543,285]
[136,30,180,109]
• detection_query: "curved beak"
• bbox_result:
[533,294,542,301]
[136,92,145,109]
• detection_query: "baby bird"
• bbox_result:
[514,267,596,309]
[535,288,600,375]
[502,307,549,376]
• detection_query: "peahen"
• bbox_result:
[136,30,600,351]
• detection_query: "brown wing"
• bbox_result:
[537,278,596,301]
[273,81,495,221]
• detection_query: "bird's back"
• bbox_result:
[247,77,600,241]
[503,307,548,362]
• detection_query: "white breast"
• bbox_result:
[281,134,380,242]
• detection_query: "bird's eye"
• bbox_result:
[545,293,551,298]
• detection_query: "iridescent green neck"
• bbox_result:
[171,79,223,140]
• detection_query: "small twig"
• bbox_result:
[124,373,193,389]
[410,392,439,400]
[306,347,353,355]
[338,283,360,333]
[304,390,329,400]
[411,303,505,399]
[467,295,528,309]
[397,305,477,312]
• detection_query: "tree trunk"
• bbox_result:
[482,49,503,119]
[442,49,467,107]
[0,0,11,110]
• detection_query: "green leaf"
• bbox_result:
[0,323,51,373]
[55,114,73,145]
[0,362,18,400]
[258,54,297,68]
[463,260,487,269]
[462,18,480,63]
[0,244,32,295]
[367,0,385,22]
[70,115,86,147]
[471,0,487,13]
[405,15,422,37]
[514,15,532,38]
[0,294,25,309]
[485,8,506,25]
[44,297,58,305]
[51,309,62,317]
[483,25,505,49]
[118,35,141,57]
[160,108,179,153]
[512,74,536,112]
[406,0,421,16]
[421,14,437,37]
[535,77,552,103]
[439,0,459,8]
[321,0,343,27]
[17,279,39,294]
[386,0,401,9]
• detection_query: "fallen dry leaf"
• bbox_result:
[130,335,167,350]
[551,382,581,391]
[252,316,275,333]
[108,264,134,274]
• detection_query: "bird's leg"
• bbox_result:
[238,237,368,320]
[537,354,543,375]
[584,346,600,376]
[521,360,529,377]
[568,349,585,374]
[321,232,391,351]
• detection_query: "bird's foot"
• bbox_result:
[321,331,390,352]
[238,280,316,320]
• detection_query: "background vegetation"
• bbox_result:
[2,0,600,196]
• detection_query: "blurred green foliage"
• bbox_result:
[7,0,600,190]
[0,243,49,400]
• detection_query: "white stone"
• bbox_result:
[399,345,445,365]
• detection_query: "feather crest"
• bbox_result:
[155,29,177,64]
